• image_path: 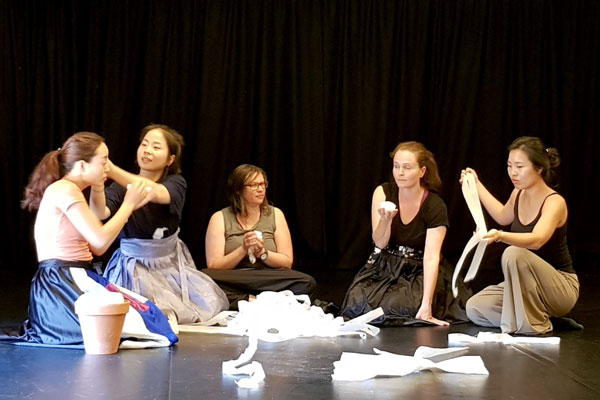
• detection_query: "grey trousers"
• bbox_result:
[466,246,579,335]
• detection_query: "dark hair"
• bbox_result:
[507,136,561,188]
[139,124,184,178]
[389,141,442,192]
[21,132,105,212]
[227,164,271,216]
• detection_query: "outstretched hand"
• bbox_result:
[416,304,450,326]
[377,207,398,222]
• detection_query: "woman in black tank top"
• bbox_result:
[460,136,579,335]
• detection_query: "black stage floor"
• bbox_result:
[1,252,599,400]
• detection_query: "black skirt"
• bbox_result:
[340,247,472,326]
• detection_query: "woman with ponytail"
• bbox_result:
[461,136,579,334]
[3,132,177,347]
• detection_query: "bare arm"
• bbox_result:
[259,207,293,269]
[89,185,111,220]
[415,225,449,326]
[461,168,515,226]
[371,185,398,248]
[107,159,171,204]
[65,180,149,255]
[205,211,248,270]
[483,195,567,250]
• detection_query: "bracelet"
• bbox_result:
[91,186,105,193]
[495,230,503,243]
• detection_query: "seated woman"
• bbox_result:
[203,164,316,309]
[463,136,579,335]
[2,132,176,346]
[340,141,471,326]
[96,124,229,323]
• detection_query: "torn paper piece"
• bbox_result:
[380,201,397,212]
[222,336,265,388]
[331,346,488,381]
[448,332,560,345]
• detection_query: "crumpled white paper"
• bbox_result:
[452,172,489,297]
[380,201,397,212]
[448,332,560,345]
[180,290,384,388]
[248,231,263,264]
[331,346,488,381]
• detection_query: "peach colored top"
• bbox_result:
[34,179,93,262]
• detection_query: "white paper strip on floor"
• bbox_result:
[331,346,488,381]
[180,290,384,388]
[448,332,561,345]
[452,172,489,297]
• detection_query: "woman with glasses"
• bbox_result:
[204,164,316,309]
[340,141,471,326]
[93,124,229,324]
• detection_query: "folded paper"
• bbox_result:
[331,346,488,381]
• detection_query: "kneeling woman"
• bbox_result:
[204,164,316,309]
[340,141,470,326]
[97,124,229,323]
[3,132,177,347]
[463,137,579,335]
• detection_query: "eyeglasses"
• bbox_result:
[245,182,268,191]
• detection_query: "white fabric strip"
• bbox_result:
[452,172,489,297]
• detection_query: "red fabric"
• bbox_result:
[106,283,150,312]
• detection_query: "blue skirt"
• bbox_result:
[1,259,178,348]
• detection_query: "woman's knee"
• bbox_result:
[501,246,533,275]
[304,274,317,294]
[501,246,529,266]
[465,295,481,321]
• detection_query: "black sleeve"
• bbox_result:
[423,193,449,229]
[162,175,187,219]
[104,181,126,218]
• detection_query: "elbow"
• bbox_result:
[528,242,544,251]
[206,261,217,269]
[90,246,107,257]
[206,258,230,270]
[528,235,550,251]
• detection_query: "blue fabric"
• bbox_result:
[1,259,178,347]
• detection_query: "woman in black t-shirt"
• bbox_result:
[340,141,470,326]
[91,124,228,324]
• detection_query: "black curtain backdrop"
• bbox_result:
[1,0,599,278]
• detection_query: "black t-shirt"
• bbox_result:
[105,174,187,239]
[382,182,449,250]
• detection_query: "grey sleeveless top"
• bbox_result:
[222,206,277,269]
